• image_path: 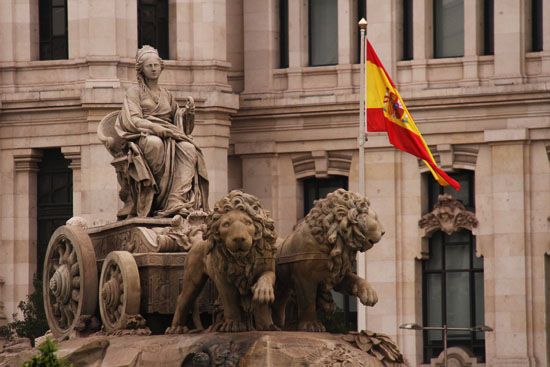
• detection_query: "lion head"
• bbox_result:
[305,188,385,257]
[205,190,277,258]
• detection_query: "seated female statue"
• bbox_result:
[114,45,209,218]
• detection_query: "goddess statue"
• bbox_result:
[99,45,209,218]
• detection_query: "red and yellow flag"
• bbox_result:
[366,41,460,191]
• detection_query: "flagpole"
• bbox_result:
[358,17,368,332]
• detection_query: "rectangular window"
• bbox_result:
[39,0,69,60]
[423,171,485,363]
[433,0,464,58]
[309,0,338,66]
[402,0,413,60]
[483,0,494,55]
[279,0,289,68]
[138,0,169,60]
[302,176,356,333]
[532,0,543,52]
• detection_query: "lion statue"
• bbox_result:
[273,189,385,332]
[167,190,279,333]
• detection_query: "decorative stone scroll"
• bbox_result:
[419,194,478,236]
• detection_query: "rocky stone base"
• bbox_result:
[0,331,405,367]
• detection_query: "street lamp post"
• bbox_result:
[399,323,493,367]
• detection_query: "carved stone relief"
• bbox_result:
[419,194,478,236]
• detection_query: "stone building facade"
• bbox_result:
[0,0,549,366]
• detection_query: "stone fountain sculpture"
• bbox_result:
[19,45,406,366]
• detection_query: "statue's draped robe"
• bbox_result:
[115,85,209,217]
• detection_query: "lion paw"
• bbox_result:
[355,281,378,306]
[298,321,326,332]
[251,279,275,304]
[165,325,189,334]
[212,319,248,332]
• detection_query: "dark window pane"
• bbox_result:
[426,234,443,270]
[279,0,289,68]
[474,272,485,339]
[138,0,169,60]
[426,274,442,329]
[532,0,543,52]
[52,7,66,36]
[446,272,470,327]
[303,176,352,332]
[473,251,483,269]
[445,244,470,270]
[39,0,68,60]
[483,0,494,55]
[309,0,338,66]
[434,0,464,58]
[37,149,73,279]
[402,0,413,60]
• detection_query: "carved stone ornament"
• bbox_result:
[419,194,478,236]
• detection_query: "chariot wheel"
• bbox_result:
[99,251,141,332]
[43,225,98,339]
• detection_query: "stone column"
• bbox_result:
[287,0,308,91]
[12,149,42,312]
[483,128,532,365]
[241,154,280,222]
[243,0,277,93]
[462,0,482,86]
[192,0,227,61]
[0,0,38,62]
[194,113,230,208]
[367,0,399,76]
[542,0,550,75]
[336,0,353,89]
[493,0,525,84]
[170,0,193,60]
[61,146,81,216]
[410,0,431,87]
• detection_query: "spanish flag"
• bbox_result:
[366,41,460,191]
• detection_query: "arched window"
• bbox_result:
[422,171,485,362]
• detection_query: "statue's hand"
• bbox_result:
[150,124,170,138]
[353,279,378,307]
[251,276,275,304]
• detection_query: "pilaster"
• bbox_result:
[61,146,81,216]
[461,0,482,86]
[410,0,431,87]
[12,148,42,313]
[493,0,526,84]
[243,0,277,93]
[287,0,308,90]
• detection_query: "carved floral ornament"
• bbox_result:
[418,194,479,236]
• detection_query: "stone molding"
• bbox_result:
[419,145,479,171]
[13,148,43,172]
[430,346,481,367]
[61,146,81,170]
[292,151,352,179]
[418,194,479,237]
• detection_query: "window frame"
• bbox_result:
[433,0,465,59]
[39,0,69,60]
[138,0,170,60]
[302,175,357,332]
[422,170,485,362]
[308,0,339,67]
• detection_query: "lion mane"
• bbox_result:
[204,190,277,297]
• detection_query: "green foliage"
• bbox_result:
[22,338,72,367]
[0,324,12,340]
[5,277,49,346]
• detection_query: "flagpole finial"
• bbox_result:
[358,18,368,30]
